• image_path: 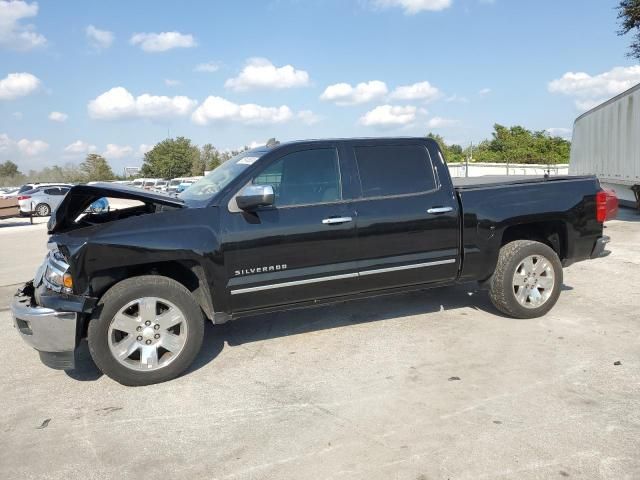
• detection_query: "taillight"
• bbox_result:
[596,189,618,223]
[17,195,31,200]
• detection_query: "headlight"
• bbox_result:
[43,249,73,294]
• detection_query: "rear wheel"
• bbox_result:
[35,203,50,216]
[88,275,204,386]
[489,240,562,319]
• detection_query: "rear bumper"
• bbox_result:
[590,235,611,259]
[11,282,78,370]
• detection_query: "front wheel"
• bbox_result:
[489,240,563,319]
[88,275,204,386]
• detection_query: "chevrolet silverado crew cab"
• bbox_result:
[11,138,617,386]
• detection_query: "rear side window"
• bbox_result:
[354,145,436,198]
[253,148,341,207]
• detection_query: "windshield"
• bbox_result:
[179,150,264,205]
[169,179,182,186]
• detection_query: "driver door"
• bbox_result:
[220,144,360,312]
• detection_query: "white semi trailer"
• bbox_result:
[570,83,640,209]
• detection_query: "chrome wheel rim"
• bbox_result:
[512,254,555,309]
[108,297,188,371]
[37,204,49,216]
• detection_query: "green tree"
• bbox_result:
[80,154,115,181]
[426,133,466,163]
[201,143,222,171]
[0,160,20,177]
[190,149,205,176]
[141,137,199,178]
[473,124,570,164]
[618,0,640,59]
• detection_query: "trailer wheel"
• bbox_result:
[88,275,204,386]
[489,240,562,319]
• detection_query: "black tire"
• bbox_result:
[35,203,50,216]
[88,275,204,386]
[489,240,563,319]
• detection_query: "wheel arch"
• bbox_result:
[87,260,215,324]
[501,220,568,260]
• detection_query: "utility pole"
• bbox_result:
[465,141,472,178]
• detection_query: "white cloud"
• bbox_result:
[194,61,220,73]
[104,143,133,159]
[444,94,469,103]
[575,98,605,112]
[427,116,457,128]
[0,133,47,159]
[321,80,388,106]
[478,87,491,96]
[373,0,452,14]
[225,58,310,91]
[192,96,294,126]
[48,111,68,122]
[359,105,417,127]
[0,72,40,100]
[130,31,196,52]
[86,25,113,50]
[0,0,46,50]
[297,110,321,125]
[548,66,640,110]
[88,87,197,120]
[138,144,153,155]
[16,137,48,156]
[248,140,266,149]
[164,79,180,87]
[390,81,441,102]
[546,127,572,139]
[64,140,96,155]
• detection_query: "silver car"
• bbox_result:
[18,185,71,216]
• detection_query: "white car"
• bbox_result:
[18,185,71,216]
[153,180,168,192]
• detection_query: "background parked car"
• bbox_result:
[7,183,70,198]
[143,179,160,190]
[153,180,168,192]
[0,187,19,199]
[166,178,185,193]
[175,181,195,194]
[18,185,109,216]
[18,185,71,216]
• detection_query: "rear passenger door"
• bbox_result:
[349,141,460,292]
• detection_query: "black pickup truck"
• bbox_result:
[11,138,617,385]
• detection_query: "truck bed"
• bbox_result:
[452,175,594,190]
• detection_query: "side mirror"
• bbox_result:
[236,184,275,211]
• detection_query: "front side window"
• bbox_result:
[252,148,341,207]
[354,145,437,198]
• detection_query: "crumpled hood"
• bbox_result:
[47,182,185,234]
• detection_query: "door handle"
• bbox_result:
[427,206,453,214]
[322,216,353,225]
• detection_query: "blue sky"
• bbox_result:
[1,0,639,174]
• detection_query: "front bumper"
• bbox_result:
[11,282,78,370]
